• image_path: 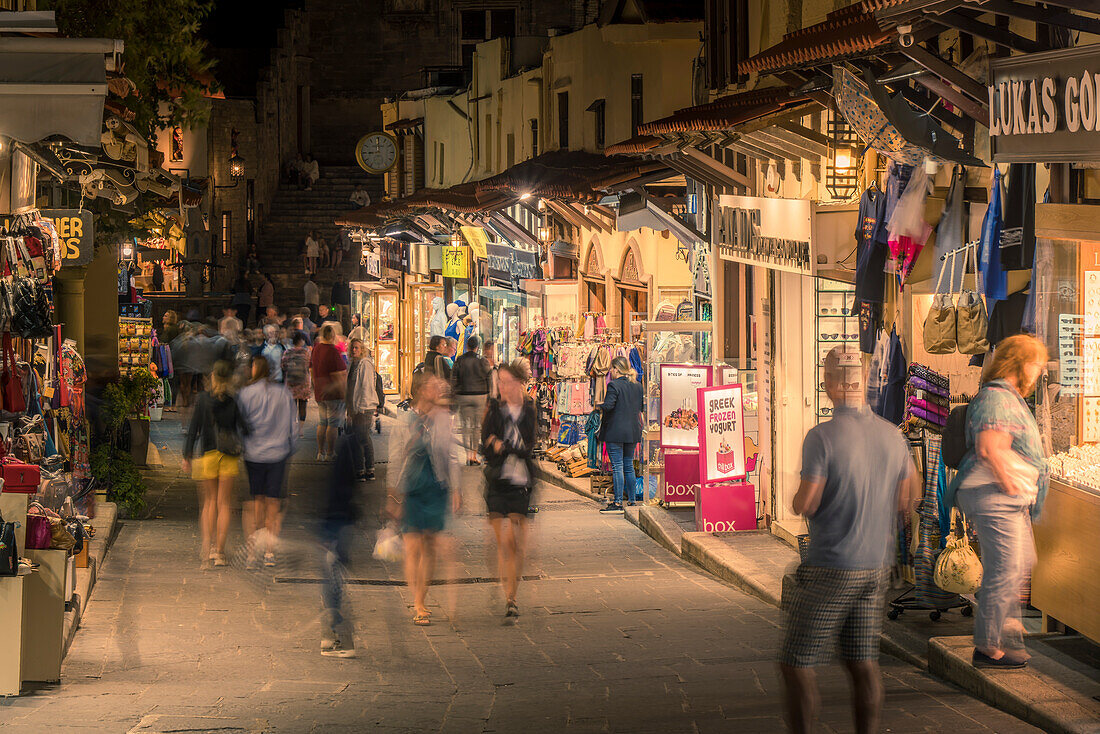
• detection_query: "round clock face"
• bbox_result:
[355,132,398,173]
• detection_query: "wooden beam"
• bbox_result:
[744,130,820,161]
[898,44,987,103]
[913,72,988,124]
[759,126,830,158]
[1032,0,1100,14]
[930,11,1044,54]
[679,146,751,187]
[958,0,1100,36]
[775,120,832,148]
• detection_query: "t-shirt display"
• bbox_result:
[853,186,888,304]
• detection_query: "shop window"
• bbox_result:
[557,91,569,149]
[459,7,516,74]
[630,74,643,136]
[220,211,231,256]
[705,0,749,90]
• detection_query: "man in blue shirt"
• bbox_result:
[780,345,916,734]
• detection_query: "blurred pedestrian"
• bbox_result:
[303,154,319,190]
[220,307,243,342]
[183,361,250,569]
[282,332,312,437]
[304,276,320,322]
[346,338,380,480]
[599,356,643,513]
[452,335,490,465]
[305,231,319,275]
[231,275,253,325]
[421,335,451,380]
[258,273,276,323]
[482,340,499,400]
[780,345,916,734]
[238,355,296,568]
[481,359,536,623]
[161,309,181,345]
[946,335,1049,670]
[319,235,331,269]
[170,321,198,414]
[387,371,459,626]
[348,313,366,344]
[319,430,361,657]
[261,324,286,383]
[311,324,347,461]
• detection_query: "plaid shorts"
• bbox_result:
[779,565,889,668]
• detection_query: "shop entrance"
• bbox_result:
[618,284,647,341]
[584,279,605,312]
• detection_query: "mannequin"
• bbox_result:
[428,296,447,338]
[444,302,464,343]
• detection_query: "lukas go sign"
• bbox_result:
[989,44,1100,164]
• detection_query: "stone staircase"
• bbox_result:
[255,165,384,313]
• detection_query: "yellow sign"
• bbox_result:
[442,245,469,279]
[1,209,93,266]
[460,226,489,260]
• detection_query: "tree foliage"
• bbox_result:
[42,0,217,141]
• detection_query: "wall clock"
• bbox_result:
[355,132,398,174]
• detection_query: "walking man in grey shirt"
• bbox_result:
[780,345,916,734]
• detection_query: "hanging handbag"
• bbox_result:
[1,333,25,413]
[956,243,991,354]
[933,508,983,595]
[923,250,958,354]
[0,510,17,576]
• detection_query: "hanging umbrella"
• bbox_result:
[833,67,983,167]
[864,69,985,168]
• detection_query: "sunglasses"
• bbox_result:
[818,307,854,315]
[819,407,833,416]
[819,381,860,391]
[820,333,857,341]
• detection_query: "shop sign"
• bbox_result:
[2,209,94,266]
[362,247,381,279]
[715,195,811,274]
[442,245,468,279]
[989,44,1100,164]
[460,226,489,260]
[486,243,543,290]
[694,481,756,532]
[381,240,407,271]
[662,450,698,505]
[697,383,747,485]
[660,364,713,449]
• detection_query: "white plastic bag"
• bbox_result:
[372,524,403,562]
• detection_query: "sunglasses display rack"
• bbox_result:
[814,278,857,422]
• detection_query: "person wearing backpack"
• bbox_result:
[944,334,1049,670]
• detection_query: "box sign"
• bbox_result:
[660,364,713,449]
[662,450,699,505]
[362,247,381,279]
[697,383,747,485]
[715,195,811,274]
[442,245,468,279]
[2,209,93,266]
[989,44,1100,164]
[486,242,542,291]
[695,481,757,533]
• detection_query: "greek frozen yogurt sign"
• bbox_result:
[697,384,747,485]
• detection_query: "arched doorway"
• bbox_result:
[581,238,606,313]
[616,242,648,341]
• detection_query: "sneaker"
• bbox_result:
[263,552,276,568]
[364,470,375,481]
[972,649,1028,669]
[504,600,519,625]
[599,503,624,514]
[320,638,357,658]
[316,451,325,461]
[212,553,228,567]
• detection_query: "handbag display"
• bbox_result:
[1,333,25,413]
[923,250,958,354]
[1,457,42,492]
[934,508,983,594]
[956,243,990,355]
[25,513,52,550]
[0,510,17,576]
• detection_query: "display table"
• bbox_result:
[22,548,68,682]
[1032,479,1100,644]
[695,481,757,533]
[0,574,27,695]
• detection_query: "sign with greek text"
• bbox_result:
[660,364,712,449]
[989,44,1100,163]
[442,245,468,279]
[697,383,747,485]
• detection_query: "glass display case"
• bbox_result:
[404,282,442,392]
[639,321,715,505]
[375,291,399,392]
[814,278,857,423]
[479,287,528,362]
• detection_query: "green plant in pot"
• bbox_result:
[92,368,159,516]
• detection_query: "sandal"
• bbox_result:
[412,612,432,626]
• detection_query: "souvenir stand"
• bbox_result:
[350,281,400,394]
[0,210,96,694]
[642,322,713,507]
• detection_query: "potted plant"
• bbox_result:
[91,368,158,516]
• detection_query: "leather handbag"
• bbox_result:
[934,508,983,594]
[1,457,41,493]
[1,333,25,413]
[0,510,17,576]
[956,243,990,355]
[25,514,52,550]
[923,250,958,354]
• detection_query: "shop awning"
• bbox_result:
[637,86,812,135]
[737,4,895,77]
[615,192,704,251]
[386,117,424,133]
[475,149,671,203]
[0,37,120,146]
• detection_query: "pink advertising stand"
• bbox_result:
[695,383,758,532]
[662,450,698,506]
[659,364,713,449]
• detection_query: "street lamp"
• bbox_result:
[826,115,860,200]
[228,153,245,179]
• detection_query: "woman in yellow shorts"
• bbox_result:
[183,361,251,567]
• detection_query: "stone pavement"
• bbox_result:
[0,413,1039,733]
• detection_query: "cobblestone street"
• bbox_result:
[0,418,1037,733]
